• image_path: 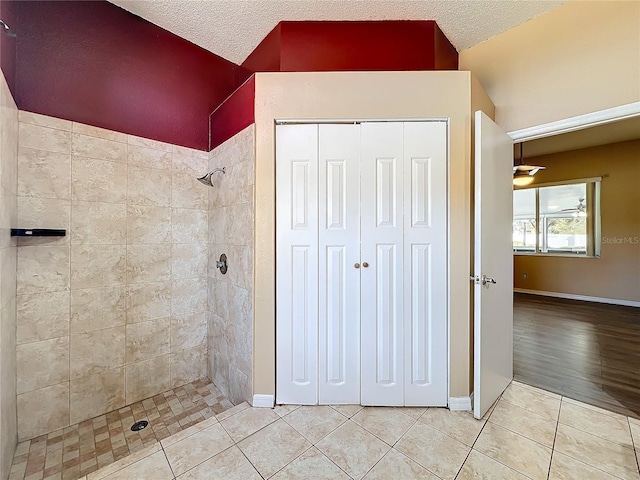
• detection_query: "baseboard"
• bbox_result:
[252,394,275,408]
[514,288,640,308]
[449,395,472,411]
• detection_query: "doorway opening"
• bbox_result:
[508,110,640,418]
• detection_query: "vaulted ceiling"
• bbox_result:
[109,0,566,64]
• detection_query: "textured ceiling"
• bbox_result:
[109,0,566,64]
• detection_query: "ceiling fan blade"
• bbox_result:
[513,164,546,173]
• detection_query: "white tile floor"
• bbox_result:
[77,381,640,479]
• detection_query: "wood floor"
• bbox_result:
[513,293,640,419]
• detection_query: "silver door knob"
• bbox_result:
[362,262,369,268]
[354,263,360,269]
[481,275,496,285]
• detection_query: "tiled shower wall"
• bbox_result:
[208,125,255,405]
[15,112,209,441]
[0,73,19,480]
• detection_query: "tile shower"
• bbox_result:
[1,87,256,478]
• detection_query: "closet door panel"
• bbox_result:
[403,122,448,406]
[360,122,404,406]
[318,124,361,404]
[276,124,319,405]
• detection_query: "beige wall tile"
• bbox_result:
[70,326,125,379]
[70,287,126,333]
[172,277,207,316]
[17,336,69,394]
[128,145,171,170]
[71,245,126,289]
[0,258,16,301]
[19,111,72,131]
[126,205,171,244]
[173,144,208,160]
[71,133,127,162]
[17,147,70,199]
[17,382,69,441]
[17,291,70,344]
[171,154,208,210]
[71,157,128,203]
[172,209,207,243]
[227,245,253,290]
[170,344,206,388]
[72,123,127,143]
[126,244,171,284]
[171,312,207,352]
[0,190,18,244]
[125,282,171,324]
[1,79,18,480]
[172,243,207,279]
[172,153,207,175]
[17,197,70,246]
[17,246,70,294]
[228,365,252,406]
[128,135,172,153]
[19,123,71,154]
[69,367,125,424]
[171,168,209,210]
[125,354,171,404]
[0,247,17,306]
[71,201,126,245]
[125,317,170,364]
[127,165,171,206]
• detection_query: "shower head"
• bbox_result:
[197,167,226,187]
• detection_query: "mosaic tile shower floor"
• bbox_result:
[9,378,233,480]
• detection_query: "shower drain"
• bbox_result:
[131,420,149,432]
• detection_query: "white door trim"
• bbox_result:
[507,102,640,143]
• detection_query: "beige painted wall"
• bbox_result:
[460,1,640,132]
[0,71,19,480]
[15,112,209,440]
[514,139,640,303]
[253,71,491,399]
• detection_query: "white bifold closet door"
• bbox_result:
[276,121,447,407]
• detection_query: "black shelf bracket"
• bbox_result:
[11,229,66,237]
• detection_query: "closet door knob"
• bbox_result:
[362,262,369,268]
[354,263,360,269]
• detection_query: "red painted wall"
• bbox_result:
[12,1,244,150]
[242,21,458,73]
[209,76,255,150]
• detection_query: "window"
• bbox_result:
[513,179,600,256]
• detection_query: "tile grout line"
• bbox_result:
[628,417,640,474]
[546,396,562,480]
[457,393,538,480]
[453,401,493,480]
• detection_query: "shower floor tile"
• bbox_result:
[8,378,234,480]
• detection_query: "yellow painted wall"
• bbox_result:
[514,139,640,303]
[253,71,490,399]
[460,1,640,132]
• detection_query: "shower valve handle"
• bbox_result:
[216,254,228,275]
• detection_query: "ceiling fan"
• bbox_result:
[558,197,587,217]
[513,143,545,186]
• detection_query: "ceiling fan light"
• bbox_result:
[513,171,535,186]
